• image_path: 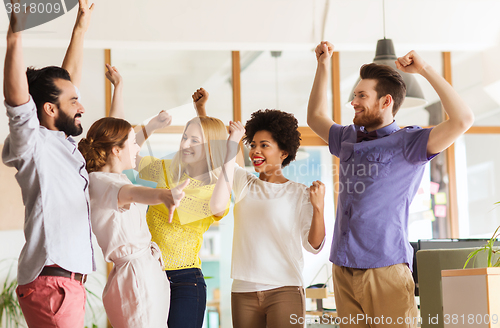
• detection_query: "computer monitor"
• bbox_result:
[418,238,500,250]
[411,238,499,296]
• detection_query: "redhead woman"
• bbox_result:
[78,116,188,328]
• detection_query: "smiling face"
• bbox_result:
[180,122,206,165]
[249,130,288,176]
[351,79,386,131]
[53,78,85,136]
[117,128,140,171]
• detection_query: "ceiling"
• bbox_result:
[2,0,500,52]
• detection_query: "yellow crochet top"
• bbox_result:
[139,156,230,270]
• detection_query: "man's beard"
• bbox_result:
[54,107,83,136]
[353,104,384,131]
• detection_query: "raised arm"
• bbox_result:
[134,110,173,168]
[106,64,124,119]
[4,18,29,107]
[192,87,208,116]
[307,180,326,249]
[191,87,244,216]
[61,0,94,88]
[118,179,189,223]
[307,41,336,143]
[104,63,172,155]
[396,51,474,155]
[209,121,245,217]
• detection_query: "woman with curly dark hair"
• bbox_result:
[230,109,327,328]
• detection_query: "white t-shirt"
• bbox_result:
[231,165,325,292]
[89,172,152,262]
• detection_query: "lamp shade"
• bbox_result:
[347,38,427,110]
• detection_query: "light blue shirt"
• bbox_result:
[2,96,95,285]
[328,121,437,270]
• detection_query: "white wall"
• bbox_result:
[0,47,106,143]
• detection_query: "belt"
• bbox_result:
[40,266,87,284]
[113,242,164,268]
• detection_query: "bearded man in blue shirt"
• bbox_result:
[307,41,474,328]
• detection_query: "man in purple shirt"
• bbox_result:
[307,41,474,328]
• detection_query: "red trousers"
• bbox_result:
[16,275,86,328]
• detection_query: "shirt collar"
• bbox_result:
[42,126,77,152]
[357,120,400,138]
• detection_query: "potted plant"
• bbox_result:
[84,274,106,328]
[440,225,500,328]
[0,258,104,328]
[463,225,500,269]
[0,259,25,328]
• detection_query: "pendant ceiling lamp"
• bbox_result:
[347,1,427,110]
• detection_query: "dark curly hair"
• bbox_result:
[243,109,301,167]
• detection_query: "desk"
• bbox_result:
[206,288,220,328]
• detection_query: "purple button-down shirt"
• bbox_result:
[328,121,436,270]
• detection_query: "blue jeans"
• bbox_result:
[166,268,207,328]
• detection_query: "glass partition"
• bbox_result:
[111,50,233,126]
[453,51,500,126]
[240,50,331,126]
[456,134,500,237]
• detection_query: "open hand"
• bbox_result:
[8,0,29,33]
[165,179,190,223]
[74,0,95,33]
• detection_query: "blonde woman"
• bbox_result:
[136,88,245,328]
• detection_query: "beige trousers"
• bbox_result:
[332,263,419,328]
[231,286,305,328]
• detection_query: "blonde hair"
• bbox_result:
[169,116,227,184]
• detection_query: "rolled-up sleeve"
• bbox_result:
[2,96,39,165]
